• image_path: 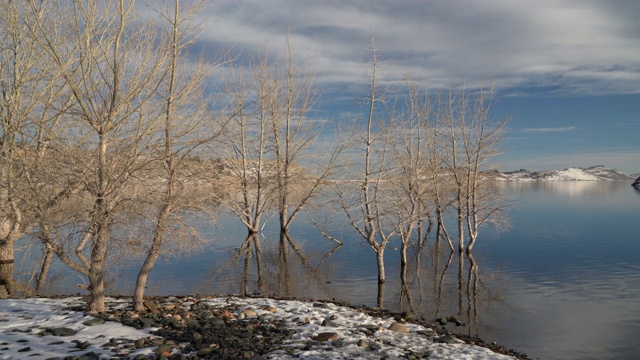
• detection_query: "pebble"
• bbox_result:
[311,332,339,341]
[2,296,528,360]
[388,322,410,333]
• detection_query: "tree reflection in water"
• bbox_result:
[211,231,342,299]
[390,233,502,339]
[208,228,501,341]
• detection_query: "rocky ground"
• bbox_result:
[1,295,531,360]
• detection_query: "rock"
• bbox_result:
[134,338,146,348]
[221,310,234,319]
[50,327,77,336]
[240,309,258,317]
[321,319,338,327]
[153,344,173,354]
[82,317,105,326]
[435,335,458,344]
[76,352,101,360]
[417,329,435,337]
[633,176,640,189]
[196,347,215,357]
[193,332,203,344]
[143,300,160,312]
[75,340,91,349]
[388,322,410,333]
[139,317,157,328]
[311,332,339,341]
[357,339,368,347]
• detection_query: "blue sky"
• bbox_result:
[193,0,640,174]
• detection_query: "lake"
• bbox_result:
[14,181,640,360]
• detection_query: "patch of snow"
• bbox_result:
[0,297,156,359]
[213,297,516,360]
[545,167,599,181]
[499,165,633,181]
[0,297,516,360]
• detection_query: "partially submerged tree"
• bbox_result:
[222,36,343,236]
[27,0,174,312]
[221,53,276,235]
[387,78,435,278]
[335,38,397,307]
[131,0,226,311]
[267,35,344,235]
[0,0,73,297]
[436,84,509,253]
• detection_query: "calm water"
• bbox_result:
[15,181,640,360]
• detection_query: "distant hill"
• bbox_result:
[499,165,634,181]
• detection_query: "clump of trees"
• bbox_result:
[1,1,508,313]
[334,39,509,306]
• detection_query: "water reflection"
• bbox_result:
[11,182,640,359]
[497,179,631,198]
[404,243,496,338]
[203,231,342,300]
[1,239,58,298]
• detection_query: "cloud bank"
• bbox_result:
[196,0,640,96]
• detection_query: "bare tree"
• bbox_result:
[335,38,396,307]
[387,78,435,277]
[427,115,456,251]
[436,84,509,253]
[0,0,72,297]
[27,0,173,312]
[221,36,343,237]
[266,35,344,235]
[131,0,225,311]
[220,52,277,235]
[460,86,509,252]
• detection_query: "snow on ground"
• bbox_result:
[0,297,157,359]
[223,297,516,360]
[546,167,600,181]
[0,297,515,360]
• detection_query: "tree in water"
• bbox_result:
[27,0,176,312]
[335,37,396,308]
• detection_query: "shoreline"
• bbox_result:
[1,294,530,359]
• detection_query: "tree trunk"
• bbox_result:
[252,234,264,293]
[0,242,15,298]
[376,247,386,308]
[241,243,252,296]
[436,208,454,251]
[87,225,108,313]
[457,251,465,317]
[36,243,55,294]
[466,222,478,253]
[277,232,290,297]
[400,242,408,272]
[456,205,464,254]
[133,205,171,311]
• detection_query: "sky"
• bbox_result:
[192,0,640,174]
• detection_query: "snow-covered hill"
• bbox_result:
[500,165,634,181]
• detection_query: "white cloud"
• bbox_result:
[522,126,577,133]
[194,0,640,96]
